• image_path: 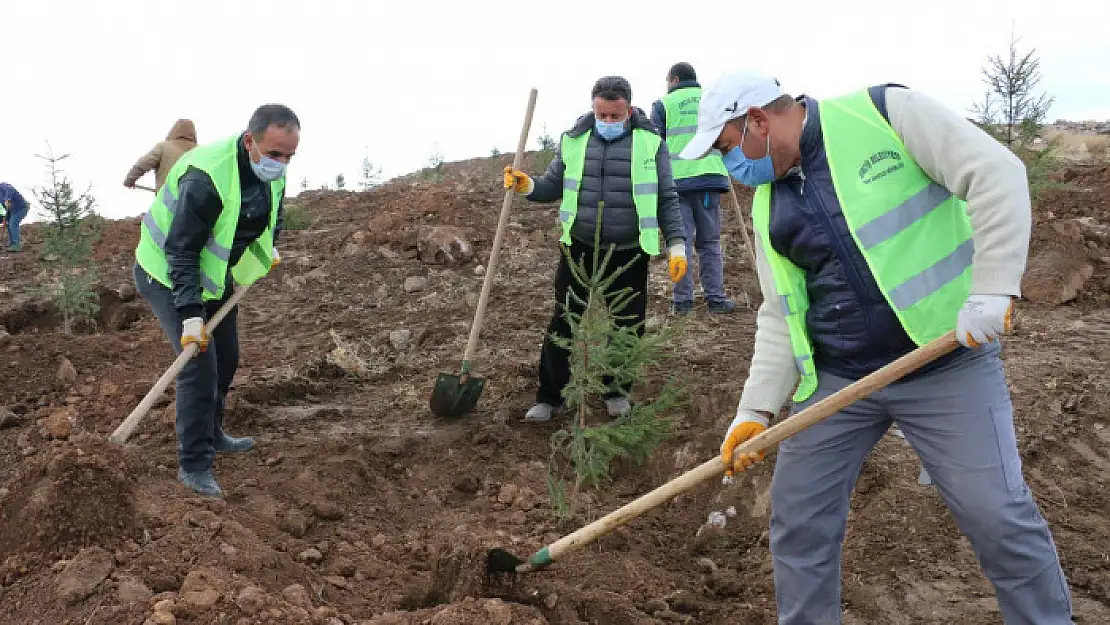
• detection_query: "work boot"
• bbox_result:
[214,433,255,453]
[523,403,557,423]
[6,244,21,253]
[672,300,694,315]
[177,468,223,498]
[604,397,632,418]
[708,299,737,314]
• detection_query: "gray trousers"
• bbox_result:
[133,263,239,473]
[672,190,726,304]
[771,347,1072,625]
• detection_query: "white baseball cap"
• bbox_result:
[679,70,785,160]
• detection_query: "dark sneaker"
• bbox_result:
[708,299,737,314]
[6,244,21,253]
[178,468,223,498]
[672,300,694,315]
[214,433,255,453]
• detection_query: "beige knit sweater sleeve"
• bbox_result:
[734,87,1033,418]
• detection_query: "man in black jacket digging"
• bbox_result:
[504,76,687,422]
[133,104,298,497]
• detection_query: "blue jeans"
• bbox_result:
[133,263,240,473]
[7,206,27,247]
[672,190,726,304]
[770,347,1072,625]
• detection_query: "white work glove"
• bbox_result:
[271,247,281,270]
[956,294,1013,348]
[720,409,770,478]
[180,317,208,352]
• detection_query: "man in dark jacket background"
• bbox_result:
[651,63,735,314]
[133,104,297,497]
[0,182,30,252]
[504,76,687,423]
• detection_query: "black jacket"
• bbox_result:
[164,134,285,318]
[526,107,685,250]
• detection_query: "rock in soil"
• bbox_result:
[0,406,25,429]
[54,546,114,604]
[180,567,224,608]
[56,357,78,386]
[403,276,427,293]
[116,575,153,603]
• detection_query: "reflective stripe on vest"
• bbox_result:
[135,135,285,301]
[558,128,662,255]
[752,88,973,403]
[661,87,728,181]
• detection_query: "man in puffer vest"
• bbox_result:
[681,71,1072,624]
[133,104,299,498]
[505,76,688,423]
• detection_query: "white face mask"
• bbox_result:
[249,137,286,182]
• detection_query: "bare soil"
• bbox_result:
[0,154,1108,624]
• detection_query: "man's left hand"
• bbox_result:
[668,242,687,283]
[271,248,281,270]
[956,294,1013,348]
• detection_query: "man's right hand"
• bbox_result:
[180,317,208,352]
[503,167,534,195]
[720,409,770,477]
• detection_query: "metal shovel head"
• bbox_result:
[429,372,486,418]
[486,548,524,575]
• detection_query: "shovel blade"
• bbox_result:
[486,548,524,575]
[429,372,486,418]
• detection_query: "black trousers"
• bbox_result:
[536,241,650,406]
[134,263,239,472]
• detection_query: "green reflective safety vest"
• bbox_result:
[753,88,973,403]
[135,135,284,301]
[661,87,728,180]
[559,128,662,256]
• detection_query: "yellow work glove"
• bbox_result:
[181,317,209,353]
[271,247,281,270]
[667,242,687,283]
[503,166,534,195]
[720,409,769,477]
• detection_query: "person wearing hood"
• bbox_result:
[504,76,687,423]
[133,104,297,497]
[682,71,1072,624]
[650,62,735,315]
[124,119,199,190]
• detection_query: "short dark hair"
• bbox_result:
[591,76,632,103]
[667,62,696,82]
[248,104,300,138]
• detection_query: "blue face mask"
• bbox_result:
[722,124,775,187]
[594,118,627,141]
[250,139,287,182]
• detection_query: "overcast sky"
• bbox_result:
[3,0,1107,222]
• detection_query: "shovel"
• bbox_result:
[488,330,960,573]
[109,283,251,444]
[429,88,538,418]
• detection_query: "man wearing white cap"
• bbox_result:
[682,72,1072,624]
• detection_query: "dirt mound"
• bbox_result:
[0,436,139,564]
[0,155,1108,623]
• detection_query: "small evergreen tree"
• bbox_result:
[490,147,502,157]
[335,173,346,190]
[360,155,383,190]
[972,28,1054,148]
[300,176,309,191]
[32,143,100,333]
[971,28,1059,200]
[535,124,557,171]
[545,208,685,520]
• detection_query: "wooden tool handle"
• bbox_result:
[522,330,961,571]
[132,184,156,192]
[109,284,252,444]
[460,88,538,368]
[727,182,757,270]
